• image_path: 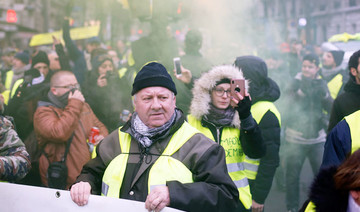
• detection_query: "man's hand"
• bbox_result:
[251,200,264,212]
[173,66,192,84]
[68,90,85,102]
[145,186,170,212]
[70,181,91,206]
[94,134,105,145]
[97,74,108,87]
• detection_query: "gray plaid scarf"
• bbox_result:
[130,110,177,148]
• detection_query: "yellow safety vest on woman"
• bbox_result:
[101,122,199,197]
[244,101,281,180]
[187,115,252,209]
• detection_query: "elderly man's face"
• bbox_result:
[51,74,79,97]
[134,86,176,128]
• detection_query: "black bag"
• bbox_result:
[47,161,68,189]
[46,134,74,190]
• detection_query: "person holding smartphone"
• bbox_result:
[82,53,133,132]
[281,54,333,212]
[187,64,265,212]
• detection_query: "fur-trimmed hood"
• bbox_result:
[189,65,248,128]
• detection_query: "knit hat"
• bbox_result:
[131,62,177,96]
[14,52,30,65]
[329,50,345,67]
[31,51,50,68]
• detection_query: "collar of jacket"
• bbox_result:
[121,108,186,139]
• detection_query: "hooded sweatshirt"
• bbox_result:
[234,56,281,204]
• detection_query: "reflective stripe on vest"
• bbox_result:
[345,110,360,154]
[187,115,252,209]
[327,73,343,99]
[101,122,198,197]
[244,101,282,180]
[11,79,23,99]
[304,201,316,212]
[1,90,10,105]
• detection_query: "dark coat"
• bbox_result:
[234,55,281,204]
[328,78,360,132]
[82,71,133,132]
[76,111,240,212]
[299,166,348,212]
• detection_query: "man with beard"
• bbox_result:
[327,49,360,132]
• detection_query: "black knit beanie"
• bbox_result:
[329,50,345,67]
[31,51,50,68]
[131,62,177,96]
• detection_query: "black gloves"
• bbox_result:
[235,96,252,119]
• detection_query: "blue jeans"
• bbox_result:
[285,142,324,211]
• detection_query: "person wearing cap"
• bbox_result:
[234,56,281,212]
[2,51,31,104]
[282,54,333,212]
[70,62,240,212]
[186,64,265,211]
[320,50,348,99]
[0,48,16,85]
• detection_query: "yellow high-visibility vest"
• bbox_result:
[244,101,281,180]
[327,73,343,99]
[101,122,198,197]
[345,110,360,154]
[187,115,252,209]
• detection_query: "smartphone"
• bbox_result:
[230,79,245,107]
[173,57,182,75]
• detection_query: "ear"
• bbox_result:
[50,87,57,96]
[350,190,360,200]
[350,67,358,77]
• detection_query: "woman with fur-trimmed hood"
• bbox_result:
[187,64,265,212]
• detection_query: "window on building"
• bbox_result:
[350,0,357,7]
[322,25,327,41]
[334,1,341,9]
[352,23,357,33]
[319,4,326,11]
[14,0,24,3]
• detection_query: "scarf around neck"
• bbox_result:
[204,103,235,127]
[130,109,177,148]
[47,90,69,108]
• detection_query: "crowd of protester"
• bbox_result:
[1,15,360,212]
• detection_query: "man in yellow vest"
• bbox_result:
[301,109,360,212]
[70,62,240,212]
[321,109,360,169]
[320,50,347,99]
[327,49,360,132]
[3,51,31,104]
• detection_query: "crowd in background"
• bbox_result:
[1,15,360,212]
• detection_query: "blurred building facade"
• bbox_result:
[254,0,360,44]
